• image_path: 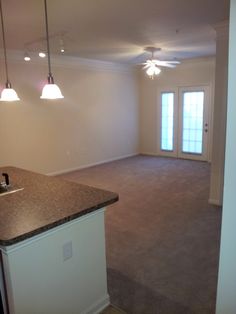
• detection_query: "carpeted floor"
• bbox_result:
[61,155,222,314]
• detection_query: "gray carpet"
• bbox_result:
[61,155,222,314]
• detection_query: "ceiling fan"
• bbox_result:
[143,47,180,79]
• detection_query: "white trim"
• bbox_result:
[180,56,216,66]
[208,198,222,206]
[213,20,229,40]
[141,152,178,159]
[47,153,139,176]
[177,86,210,161]
[156,85,211,161]
[157,88,178,158]
[140,152,158,157]
[81,294,110,314]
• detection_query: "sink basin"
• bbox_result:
[0,186,24,197]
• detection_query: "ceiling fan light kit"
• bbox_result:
[146,63,161,79]
[143,47,180,79]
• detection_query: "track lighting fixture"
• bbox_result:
[24,52,31,61]
[39,51,46,58]
[40,0,64,99]
[0,0,20,101]
[59,38,65,53]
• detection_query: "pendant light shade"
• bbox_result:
[0,0,20,101]
[41,0,64,100]
[40,75,64,99]
[0,83,20,101]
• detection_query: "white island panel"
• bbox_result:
[1,208,109,314]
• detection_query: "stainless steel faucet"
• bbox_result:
[0,173,10,191]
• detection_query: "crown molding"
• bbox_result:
[137,55,216,75]
[181,55,216,65]
[136,55,215,73]
[0,50,215,74]
[213,20,229,40]
[0,49,134,74]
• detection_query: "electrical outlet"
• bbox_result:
[63,241,73,261]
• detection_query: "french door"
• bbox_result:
[158,86,209,161]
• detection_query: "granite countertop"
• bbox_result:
[0,167,118,246]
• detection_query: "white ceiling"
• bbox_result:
[1,0,229,64]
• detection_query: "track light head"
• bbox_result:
[39,51,46,58]
[24,52,31,61]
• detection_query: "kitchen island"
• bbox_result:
[0,167,118,314]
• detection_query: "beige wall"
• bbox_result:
[216,1,236,313]
[0,56,139,174]
[0,55,217,176]
[139,57,215,159]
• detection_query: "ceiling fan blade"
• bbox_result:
[152,60,178,68]
[159,63,177,68]
[132,51,150,64]
[142,60,153,66]
[143,59,152,64]
[142,64,155,70]
[165,61,181,64]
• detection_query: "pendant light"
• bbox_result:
[0,0,20,101]
[40,0,64,99]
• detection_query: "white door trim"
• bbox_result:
[157,85,210,161]
[177,86,210,161]
[157,87,178,157]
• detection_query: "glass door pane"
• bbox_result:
[161,92,174,151]
[182,91,204,154]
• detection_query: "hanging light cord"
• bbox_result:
[44,0,53,83]
[0,0,10,87]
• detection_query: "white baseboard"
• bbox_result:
[47,153,139,176]
[140,152,158,156]
[140,152,174,158]
[81,294,110,314]
[208,198,222,206]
